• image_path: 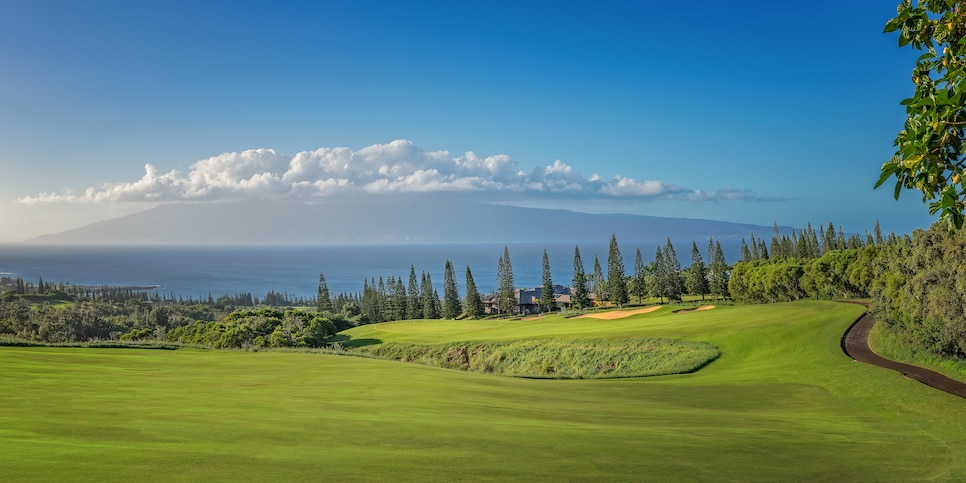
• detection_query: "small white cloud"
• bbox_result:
[600,176,670,196]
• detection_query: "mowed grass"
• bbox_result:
[2,301,965,481]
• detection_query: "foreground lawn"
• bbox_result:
[2,301,965,481]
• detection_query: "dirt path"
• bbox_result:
[841,303,966,399]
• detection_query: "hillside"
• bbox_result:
[30,196,790,244]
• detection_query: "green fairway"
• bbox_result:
[2,301,965,481]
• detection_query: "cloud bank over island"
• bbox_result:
[18,140,771,205]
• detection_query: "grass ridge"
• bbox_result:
[353,337,719,378]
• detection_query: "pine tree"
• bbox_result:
[592,255,606,304]
[464,265,484,318]
[632,248,648,304]
[407,265,420,319]
[740,238,752,262]
[685,241,709,300]
[651,246,666,303]
[663,238,684,301]
[421,272,438,319]
[824,222,837,253]
[442,259,461,319]
[317,272,332,313]
[709,240,730,299]
[540,250,555,313]
[873,219,883,245]
[607,234,629,307]
[571,245,589,310]
[496,246,516,316]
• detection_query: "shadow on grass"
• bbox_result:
[328,334,382,348]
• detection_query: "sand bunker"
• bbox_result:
[673,305,716,314]
[575,305,663,320]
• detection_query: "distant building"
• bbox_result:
[481,285,580,315]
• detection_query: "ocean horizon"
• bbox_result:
[0,240,741,301]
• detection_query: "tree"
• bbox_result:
[391,277,407,320]
[407,265,421,320]
[421,272,439,319]
[317,272,332,313]
[651,246,667,303]
[571,245,589,310]
[442,259,461,319]
[631,248,648,303]
[496,246,516,316]
[879,1,966,228]
[663,238,684,302]
[592,255,606,304]
[464,265,484,318]
[540,250,555,313]
[708,240,730,299]
[607,234,629,307]
[685,241,710,300]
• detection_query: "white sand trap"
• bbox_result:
[575,305,663,320]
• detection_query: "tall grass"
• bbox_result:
[355,337,719,378]
[869,324,966,381]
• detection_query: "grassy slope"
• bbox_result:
[2,301,965,481]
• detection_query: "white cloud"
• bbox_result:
[16,139,774,205]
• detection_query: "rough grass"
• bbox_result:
[2,301,965,481]
[869,322,966,382]
[355,337,719,378]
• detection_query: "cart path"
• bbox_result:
[841,303,966,399]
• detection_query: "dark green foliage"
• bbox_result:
[165,308,336,349]
[631,248,648,304]
[870,223,966,359]
[685,241,709,300]
[661,238,684,302]
[496,246,516,316]
[592,255,606,303]
[317,272,332,314]
[708,240,730,299]
[421,272,439,319]
[442,260,461,319]
[464,266,484,318]
[407,265,420,320]
[571,245,589,309]
[540,250,555,313]
[650,246,666,302]
[606,235,629,307]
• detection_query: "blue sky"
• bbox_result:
[0,0,937,241]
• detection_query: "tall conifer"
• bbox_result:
[407,265,420,319]
[607,234,629,307]
[317,272,332,313]
[571,245,589,310]
[496,246,516,316]
[442,259,461,319]
[464,265,484,318]
[540,250,555,313]
[592,255,606,304]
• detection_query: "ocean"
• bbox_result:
[0,240,739,300]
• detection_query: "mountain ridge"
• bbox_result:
[29,198,791,244]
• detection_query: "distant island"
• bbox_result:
[28,196,792,244]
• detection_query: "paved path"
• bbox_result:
[841,304,966,399]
